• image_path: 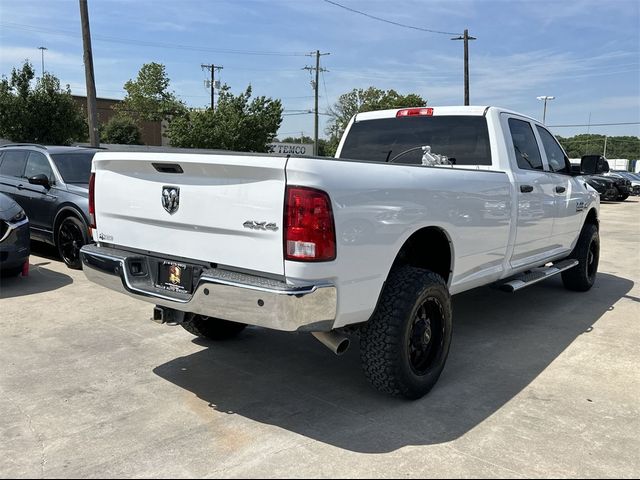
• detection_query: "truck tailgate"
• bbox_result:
[92,152,287,275]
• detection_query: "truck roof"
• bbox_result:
[354,106,539,124]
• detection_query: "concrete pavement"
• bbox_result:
[1,200,638,478]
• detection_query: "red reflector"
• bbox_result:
[396,107,433,117]
[284,186,336,262]
[88,172,96,229]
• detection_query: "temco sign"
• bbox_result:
[267,143,314,156]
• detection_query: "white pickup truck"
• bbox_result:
[81,106,600,399]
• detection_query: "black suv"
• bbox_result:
[0,144,100,269]
[580,155,631,201]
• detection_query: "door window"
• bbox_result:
[508,118,543,171]
[24,152,54,182]
[536,126,571,174]
[0,150,28,178]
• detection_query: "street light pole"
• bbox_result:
[536,95,555,124]
[38,46,47,76]
[451,29,476,106]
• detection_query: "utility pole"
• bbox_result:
[79,0,99,147]
[201,64,223,111]
[38,46,47,76]
[451,29,476,106]
[303,50,329,155]
[603,135,608,157]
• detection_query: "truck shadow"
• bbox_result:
[153,272,633,453]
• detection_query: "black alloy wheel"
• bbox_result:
[360,266,453,399]
[56,216,88,270]
[407,298,445,376]
[561,223,599,291]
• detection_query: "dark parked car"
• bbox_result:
[611,170,640,196]
[570,164,618,201]
[0,144,99,269]
[0,192,29,277]
[580,155,631,201]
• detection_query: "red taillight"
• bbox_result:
[284,186,336,262]
[396,107,433,117]
[88,172,96,228]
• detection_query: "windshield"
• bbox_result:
[50,152,96,184]
[339,115,492,166]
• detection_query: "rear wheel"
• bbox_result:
[56,216,88,270]
[617,193,629,201]
[181,313,247,340]
[562,223,599,291]
[359,266,452,399]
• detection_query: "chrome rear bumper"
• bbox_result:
[80,244,337,332]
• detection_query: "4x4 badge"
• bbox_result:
[162,186,180,214]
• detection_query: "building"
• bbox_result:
[72,95,166,146]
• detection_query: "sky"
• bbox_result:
[0,0,639,142]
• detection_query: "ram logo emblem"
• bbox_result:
[162,186,180,214]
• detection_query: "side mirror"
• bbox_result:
[581,155,609,175]
[28,174,51,188]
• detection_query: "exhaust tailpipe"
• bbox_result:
[312,331,350,356]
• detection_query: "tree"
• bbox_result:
[0,62,86,144]
[325,87,426,156]
[168,85,283,152]
[116,62,186,123]
[101,115,142,144]
[556,134,640,160]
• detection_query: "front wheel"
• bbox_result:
[561,223,599,291]
[56,216,89,270]
[181,313,247,340]
[617,193,629,201]
[359,266,452,399]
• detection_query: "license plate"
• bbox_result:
[157,261,193,294]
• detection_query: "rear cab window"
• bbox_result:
[338,115,492,167]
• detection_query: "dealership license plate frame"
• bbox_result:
[156,260,194,294]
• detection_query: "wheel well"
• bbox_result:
[584,208,599,229]
[392,227,452,283]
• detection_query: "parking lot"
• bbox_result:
[1,200,638,478]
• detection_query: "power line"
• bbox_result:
[323,0,461,35]
[0,22,309,56]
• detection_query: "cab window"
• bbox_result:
[508,118,543,171]
[536,126,571,174]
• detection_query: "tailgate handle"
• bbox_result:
[152,163,183,174]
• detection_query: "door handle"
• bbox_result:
[556,186,566,194]
[17,184,24,190]
[520,185,534,193]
